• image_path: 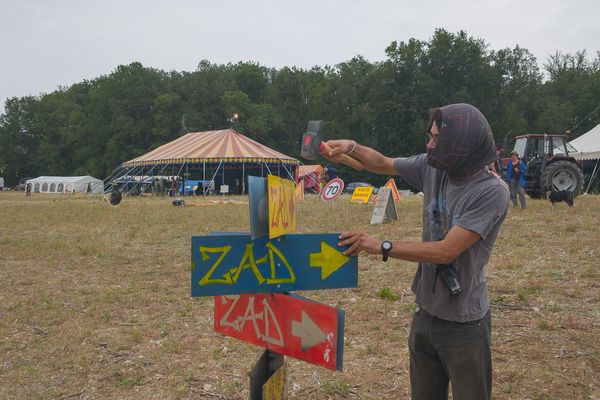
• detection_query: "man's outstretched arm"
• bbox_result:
[323,139,398,176]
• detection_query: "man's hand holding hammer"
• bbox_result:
[301,121,364,170]
[321,139,357,160]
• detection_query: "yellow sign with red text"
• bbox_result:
[268,175,297,239]
[349,186,374,204]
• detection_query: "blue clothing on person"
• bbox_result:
[506,161,526,187]
[506,159,527,208]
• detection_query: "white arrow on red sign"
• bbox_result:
[292,311,327,351]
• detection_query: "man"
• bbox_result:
[506,150,527,209]
[324,103,509,399]
[109,184,122,206]
[491,145,505,179]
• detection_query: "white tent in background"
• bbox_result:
[569,124,600,160]
[26,176,104,194]
[569,124,600,193]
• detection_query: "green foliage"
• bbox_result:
[377,286,400,301]
[1,30,599,187]
[322,379,351,396]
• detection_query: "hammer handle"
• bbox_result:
[320,142,364,171]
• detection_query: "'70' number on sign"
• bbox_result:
[321,179,344,202]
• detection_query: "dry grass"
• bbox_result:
[1,191,599,399]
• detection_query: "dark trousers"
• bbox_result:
[509,180,526,208]
[409,308,492,400]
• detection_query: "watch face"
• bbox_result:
[382,241,392,251]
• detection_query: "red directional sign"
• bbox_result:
[214,292,344,371]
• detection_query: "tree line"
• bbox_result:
[1,29,599,187]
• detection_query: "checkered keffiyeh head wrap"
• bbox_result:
[426,103,497,180]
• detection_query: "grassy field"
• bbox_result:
[1,191,599,399]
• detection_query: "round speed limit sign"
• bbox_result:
[320,178,345,202]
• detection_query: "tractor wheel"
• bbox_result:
[540,160,584,196]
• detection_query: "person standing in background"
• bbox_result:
[506,150,526,209]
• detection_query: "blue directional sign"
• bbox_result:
[191,233,357,297]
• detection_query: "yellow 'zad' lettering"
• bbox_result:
[199,241,296,286]
[231,243,266,284]
[265,241,296,284]
[198,246,232,285]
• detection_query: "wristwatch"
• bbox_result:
[381,240,393,262]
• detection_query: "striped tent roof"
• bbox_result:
[122,129,299,167]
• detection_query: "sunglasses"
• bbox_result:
[427,131,439,143]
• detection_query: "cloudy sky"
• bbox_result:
[1,0,599,113]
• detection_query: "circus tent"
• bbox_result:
[106,129,299,195]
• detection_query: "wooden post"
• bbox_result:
[249,349,285,400]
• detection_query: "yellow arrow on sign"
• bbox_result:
[309,242,350,280]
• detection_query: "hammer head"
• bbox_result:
[301,120,325,160]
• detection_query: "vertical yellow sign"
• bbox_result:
[268,175,297,239]
[262,363,287,400]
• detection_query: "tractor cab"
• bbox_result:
[513,134,578,163]
[509,134,583,198]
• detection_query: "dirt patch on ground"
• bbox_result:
[0,192,598,399]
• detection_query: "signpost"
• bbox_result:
[262,360,286,400]
[249,350,285,400]
[191,233,358,296]
[214,292,345,371]
[192,173,357,397]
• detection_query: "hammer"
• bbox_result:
[301,120,364,170]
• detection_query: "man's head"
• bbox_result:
[510,150,519,161]
[426,103,497,180]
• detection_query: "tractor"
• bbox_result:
[508,134,584,198]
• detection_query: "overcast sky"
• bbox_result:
[1,0,599,113]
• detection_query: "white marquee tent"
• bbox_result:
[569,124,600,193]
[569,124,600,160]
[26,176,104,194]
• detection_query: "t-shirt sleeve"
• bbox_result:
[393,153,428,192]
[453,181,509,240]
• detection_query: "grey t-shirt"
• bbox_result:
[394,154,509,322]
